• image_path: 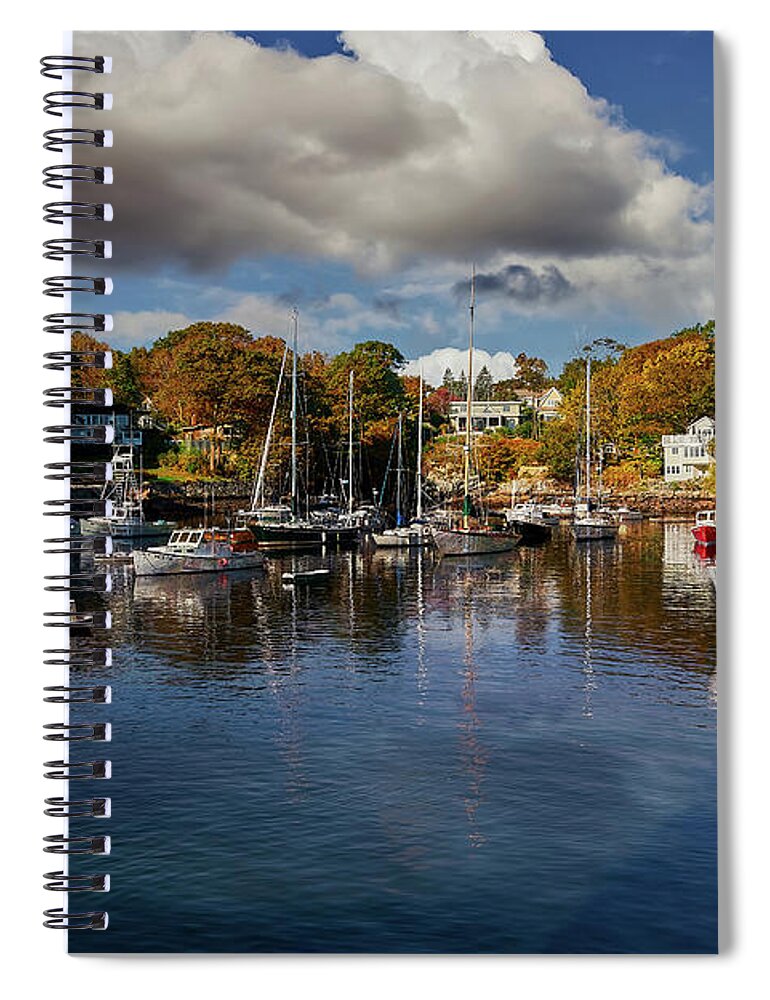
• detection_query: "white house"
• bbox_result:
[661,416,715,483]
[534,385,563,422]
[448,398,524,434]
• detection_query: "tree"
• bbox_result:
[474,365,494,400]
[512,352,550,393]
[326,341,406,437]
[70,331,143,407]
[143,322,277,473]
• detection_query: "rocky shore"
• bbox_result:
[143,476,714,522]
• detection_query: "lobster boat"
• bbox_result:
[133,527,265,577]
[691,510,716,546]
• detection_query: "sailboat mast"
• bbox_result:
[252,342,289,510]
[585,352,591,504]
[416,368,423,520]
[463,267,476,530]
[396,412,403,526]
[290,308,299,518]
[348,369,354,517]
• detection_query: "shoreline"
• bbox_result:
[140,476,715,523]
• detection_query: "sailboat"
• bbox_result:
[432,270,519,557]
[571,353,619,542]
[240,310,359,551]
[372,381,431,548]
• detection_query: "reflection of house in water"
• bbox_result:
[662,522,714,584]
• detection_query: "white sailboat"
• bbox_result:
[432,269,519,557]
[373,387,431,548]
[571,353,619,542]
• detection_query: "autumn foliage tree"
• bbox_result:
[142,322,286,473]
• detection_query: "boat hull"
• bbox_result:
[507,518,553,544]
[133,549,265,577]
[571,520,619,542]
[82,517,176,539]
[372,528,431,548]
[691,525,716,545]
[245,522,359,551]
[432,528,519,557]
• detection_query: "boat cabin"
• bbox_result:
[165,528,257,552]
[244,506,293,525]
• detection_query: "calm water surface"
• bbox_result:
[70,521,717,953]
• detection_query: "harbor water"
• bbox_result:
[70,520,717,953]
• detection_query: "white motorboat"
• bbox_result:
[133,527,265,576]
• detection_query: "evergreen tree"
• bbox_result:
[474,365,494,400]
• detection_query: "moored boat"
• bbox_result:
[373,524,431,548]
[691,509,716,545]
[598,505,644,522]
[505,502,556,544]
[133,527,265,577]
[82,445,176,540]
[239,312,360,553]
[432,526,519,557]
[429,269,518,558]
[570,352,619,543]
[245,505,359,551]
[572,516,619,542]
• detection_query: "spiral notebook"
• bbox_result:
[43,30,717,953]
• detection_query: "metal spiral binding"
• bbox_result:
[42,53,112,931]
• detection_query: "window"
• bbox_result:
[672,447,678,455]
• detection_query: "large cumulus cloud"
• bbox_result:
[74,30,713,287]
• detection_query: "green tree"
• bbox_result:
[474,365,494,400]
[512,352,550,393]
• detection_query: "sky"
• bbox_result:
[76,30,714,385]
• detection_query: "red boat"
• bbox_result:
[691,509,716,545]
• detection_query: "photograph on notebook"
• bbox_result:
[66,30,716,952]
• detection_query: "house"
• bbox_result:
[448,398,524,434]
[534,385,562,422]
[71,405,144,448]
[508,386,563,421]
[661,416,715,483]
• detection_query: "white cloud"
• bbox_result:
[111,310,193,348]
[403,347,518,387]
[74,29,713,325]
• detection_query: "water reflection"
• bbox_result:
[71,521,717,954]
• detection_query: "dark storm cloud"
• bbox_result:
[372,294,403,321]
[454,264,575,305]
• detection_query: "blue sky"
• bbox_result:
[85,30,714,384]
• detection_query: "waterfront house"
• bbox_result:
[72,404,144,448]
[448,398,525,433]
[661,416,715,483]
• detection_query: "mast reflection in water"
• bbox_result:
[70,522,716,954]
